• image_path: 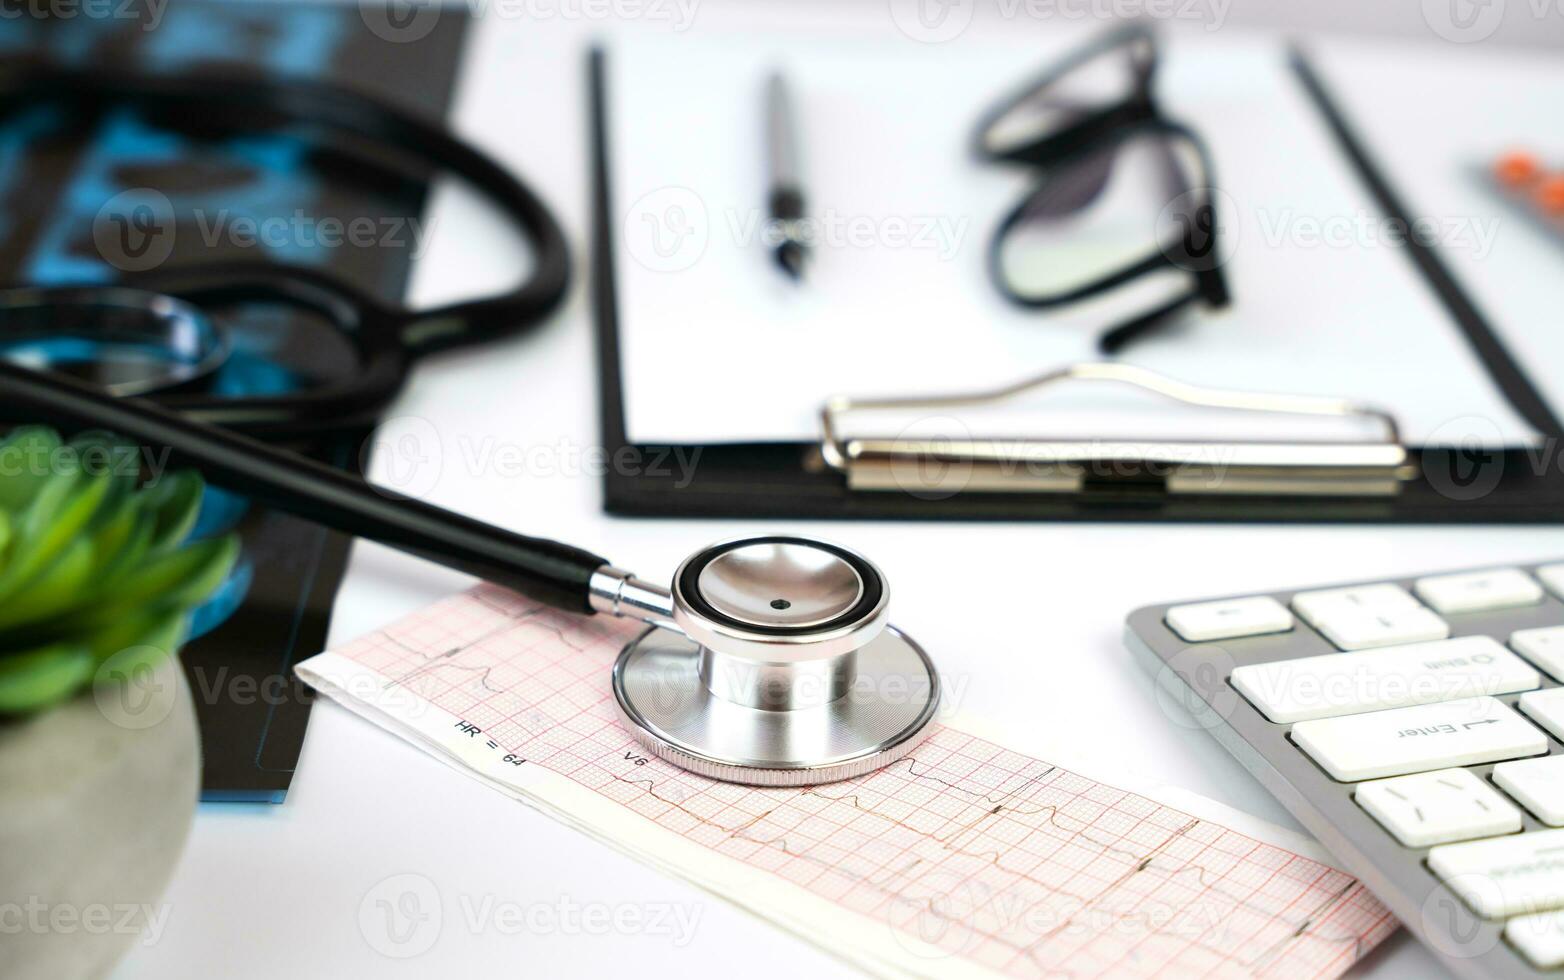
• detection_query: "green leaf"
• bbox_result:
[84,534,238,627]
[0,644,93,714]
[140,471,205,554]
[70,433,141,530]
[85,488,140,567]
[0,434,230,714]
[91,507,154,592]
[0,538,95,633]
[0,467,81,594]
[0,468,112,603]
[84,606,187,667]
[0,427,63,512]
[0,509,11,577]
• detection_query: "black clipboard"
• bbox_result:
[587,46,1564,525]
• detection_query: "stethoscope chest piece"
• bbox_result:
[610,537,940,786]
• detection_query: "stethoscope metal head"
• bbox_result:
[594,537,941,786]
[0,287,230,397]
[0,358,939,789]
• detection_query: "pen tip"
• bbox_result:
[775,243,806,281]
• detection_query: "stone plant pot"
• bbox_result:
[0,655,199,980]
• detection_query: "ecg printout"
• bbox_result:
[297,585,1397,979]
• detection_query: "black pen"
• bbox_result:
[765,71,809,281]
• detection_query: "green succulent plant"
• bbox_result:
[0,426,238,715]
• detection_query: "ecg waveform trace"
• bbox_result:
[332,585,1397,979]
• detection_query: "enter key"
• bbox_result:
[1292,696,1548,781]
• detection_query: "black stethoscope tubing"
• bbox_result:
[0,64,571,439]
[1,359,607,613]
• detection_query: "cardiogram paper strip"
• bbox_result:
[296,585,1397,979]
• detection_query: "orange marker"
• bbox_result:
[1495,149,1541,187]
[1536,175,1564,215]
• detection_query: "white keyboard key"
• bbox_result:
[1536,563,1564,600]
[1430,828,1564,918]
[1291,584,1448,650]
[1297,604,1449,651]
[1232,636,1538,723]
[1293,583,1422,616]
[1355,768,1521,847]
[1165,596,1293,642]
[1520,688,1564,742]
[1513,626,1564,682]
[1495,757,1564,826]
[1415,568,1543,615]
[1507,909,1564,968]
[1292,696,1546,782]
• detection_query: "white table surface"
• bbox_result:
[111,4,1564,977]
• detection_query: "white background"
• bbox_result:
[113,2,1564,977]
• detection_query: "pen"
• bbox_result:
[765,71,809,280]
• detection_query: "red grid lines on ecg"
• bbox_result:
[336,585,1397,979]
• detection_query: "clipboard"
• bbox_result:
[587,46,1564,524]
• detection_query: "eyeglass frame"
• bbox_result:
[973,24,1231,352]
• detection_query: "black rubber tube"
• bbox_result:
[0,362,609,613]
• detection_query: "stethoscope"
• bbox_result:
[2,361,942,786]
[0,67,940,786]
[0,64,571,439]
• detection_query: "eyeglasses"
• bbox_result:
[974,24,1230,353]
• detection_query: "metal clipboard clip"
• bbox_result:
[819,363,1416,497]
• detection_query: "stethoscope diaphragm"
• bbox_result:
[599,538,941,786]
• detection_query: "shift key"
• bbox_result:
[1293,696,1547,781]
[1232,635,1538,723]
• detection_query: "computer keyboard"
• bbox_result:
[1125,561,1564,980]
